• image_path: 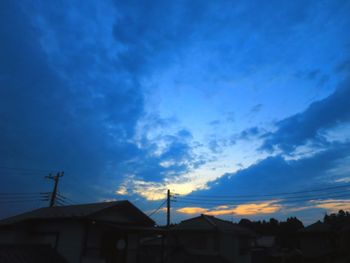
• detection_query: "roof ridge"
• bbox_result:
[53,200,126,208]
[202,214,217,228]
[0,200,132,225]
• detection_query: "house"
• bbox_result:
[0,201,155,263]
[166,214,255,263]
[0,244,68,263]
[338,224,350,259]
[299,220,335,262]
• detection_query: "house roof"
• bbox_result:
[301,220,331,233]
[174,214,254,237]
[0,200,154,227]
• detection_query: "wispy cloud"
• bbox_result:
[177,201,281,216]
[312,199,350,213]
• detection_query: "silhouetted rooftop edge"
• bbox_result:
[0,200,155,226]
[174,214,255,237]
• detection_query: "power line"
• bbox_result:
[56,194,76,205]
[175,183,350,199]
[57,193,78,203]
[0,192,49,196]
[0,198,49,204]
[0,166,58,173]
[148,199,167,217]
[0,196,48,201]
[45,172,64,207]
[0,193,50,201]
[174,193,350,206]
[175,189,350,202]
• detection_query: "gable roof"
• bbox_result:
[175,214,254,236]
[0,200,154,227]
[301,220,331,233]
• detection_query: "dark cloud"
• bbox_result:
[335,59,350,74]
[1,0,350,222]
[208,139,221,154]
[0,1,144,198]
[225,112,235,123]
[239,127,262,140]
[0,1,203,217]
[295,69,321,80]
[246,104,263,120]
[115,129,204,182]
[251,104,263,113]
[209,120,221,126]
[294,69,329,87]
[260,78,350,153]
[195,141,350,202]
[112,0,208,75]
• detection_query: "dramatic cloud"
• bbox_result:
[0,1,205,216]
[1,0,350,225]
[193,141,350,202]
[0,1,143,192]
[260,79,350,153]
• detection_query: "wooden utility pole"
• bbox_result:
[166,189,171,227]
[45,172,64,207]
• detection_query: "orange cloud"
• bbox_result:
[177,207,208,214]
[312,199,350,213]
[209,202,281,216]
[176,201,281,216]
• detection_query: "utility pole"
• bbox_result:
[45,172,64,207]
[167,189,171,227]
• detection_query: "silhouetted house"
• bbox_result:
[0,201,155,263]
[0,244,68,263]
[299,220,334,262]
[255,235,276,249]
[338,224,350,259]
[167,214,255,263]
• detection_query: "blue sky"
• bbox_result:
[1,0,350,225]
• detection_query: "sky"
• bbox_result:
[1,0,350,225]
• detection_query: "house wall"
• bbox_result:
[176,232,219,252]
[54,222,85,263]
[173,231,252,263]
[339,230,350,255]
[1,222,149,263]
[31,221,85,263]
[0,229,16,244]
[237,237,252,263]
[126,233,139,263]
[219,234,237,262]
[256,236,276,248]
[300,236,331,257]
[0,221,85,263]
[82,224,143,263]
[82,224,103,262]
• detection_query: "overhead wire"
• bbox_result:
[0,166,59,173]
[172,183,350,210]
[148,199,167,217]
[175,189,350,203]
[174,183,350,199]
[0,198,49,204]
[56,193,79,205]
[0,192,49,196]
